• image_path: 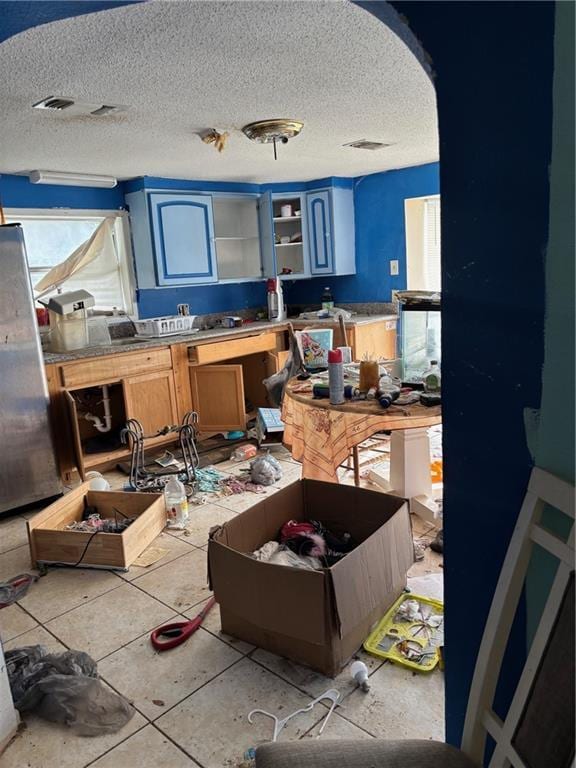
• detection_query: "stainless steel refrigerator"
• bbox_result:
[0,224,62,514]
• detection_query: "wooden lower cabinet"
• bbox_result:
[189,364,246,432]
[124,370,179,443]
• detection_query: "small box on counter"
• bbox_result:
[208,479,414,676]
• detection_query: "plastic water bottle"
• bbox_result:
[164,476,189,529]
[328,348,345,404]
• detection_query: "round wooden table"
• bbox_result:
[282,378,442,521]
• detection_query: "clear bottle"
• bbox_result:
[164,476,189,529]
[423,360,441,393]
[321,286,334,312]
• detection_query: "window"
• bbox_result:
[5,210,135,314]
[404,195,441,292]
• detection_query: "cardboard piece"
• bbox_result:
[209,479,413,676]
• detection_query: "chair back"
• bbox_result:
[462,467,575,767]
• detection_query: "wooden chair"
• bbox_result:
[255,466,575,767]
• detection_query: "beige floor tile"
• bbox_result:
[0,603,38,643]
[302,710,376,740]
[1,702,146,768]
[187,599,255,655]
[337,661,445,741]
[99,622,241,720]
[18,567,123,623]
[410,513,437,536]
[89,725,197,767]
[251,648,383,701]
[213,487,276,513]
[408,543,443,578]
[134,548,212,612]
[0,516,29,554]
[44,583,173,661]
[118,532,195,582]
[156,657,324,767]
[4,625,67,653]
[0,545,35,582]
[166,503,236,547]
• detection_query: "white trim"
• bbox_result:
[462,466,575,766]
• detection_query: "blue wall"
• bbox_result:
[285,162,439,306]
[386,0,554,747]
[1,167,437,317]
[0,173,125,210]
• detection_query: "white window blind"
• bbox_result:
[5,211,134,313]
[423,197,441,291]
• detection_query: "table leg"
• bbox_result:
[369,428,441,523]
[352,446,360,487]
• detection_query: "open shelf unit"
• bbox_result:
[213,196,262,280]
[272,197,305,275]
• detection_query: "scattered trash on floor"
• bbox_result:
[350,660,370,692]
[413,540,427,561]
[430,529,444,553]
[222,476,267,495]
[150,596,216,651]
[132,546,169,568]
[6,645,134,736]
[230,444,258,462]
[248,688,340,742]
[364,593,444,672]
[249,453,283,486]
[0,573,38,609]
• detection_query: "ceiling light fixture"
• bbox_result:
[29,171,118,188]
[242,119,304,160]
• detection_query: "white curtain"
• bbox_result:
[34,217,129,310]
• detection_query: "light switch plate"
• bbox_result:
[390,260,399,276]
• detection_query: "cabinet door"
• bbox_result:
[189,364,246,432]
[123,370,179,444]
[307,190,334,275]
[149,193,217,285]
[258,191,276,278]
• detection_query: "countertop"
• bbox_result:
[43,314,397,365]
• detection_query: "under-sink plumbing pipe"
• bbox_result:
[84,384,112,433]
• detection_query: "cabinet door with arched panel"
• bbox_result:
[149,193,217,285]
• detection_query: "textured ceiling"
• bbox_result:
[0,0,438,183]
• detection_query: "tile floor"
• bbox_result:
[0,447,443,768]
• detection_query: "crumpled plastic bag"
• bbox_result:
[6,645,134,736]
[250,453,283,486]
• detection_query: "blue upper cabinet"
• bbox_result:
[148,193,216,285]
[306,187,355,277]
[307,190,333,275]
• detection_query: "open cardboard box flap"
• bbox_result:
[300,481,413,638]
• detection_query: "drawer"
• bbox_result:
[61,348,173,388]
[189,333,278,365]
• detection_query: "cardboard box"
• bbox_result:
[27,481,166,571]
[209,479,414,676]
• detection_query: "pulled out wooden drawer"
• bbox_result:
[188,333,278,365]
[61,348,172,388]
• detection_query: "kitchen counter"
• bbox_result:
[43,314,397,365]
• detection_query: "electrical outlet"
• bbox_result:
[390,260,399,276]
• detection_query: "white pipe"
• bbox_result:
[84,384,112,433]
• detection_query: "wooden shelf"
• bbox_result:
[275,242,303,247]
[273,216,302,222]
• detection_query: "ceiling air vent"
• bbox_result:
[343,139,392,151]
[32,96,127,117]
[33,96,75,111]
